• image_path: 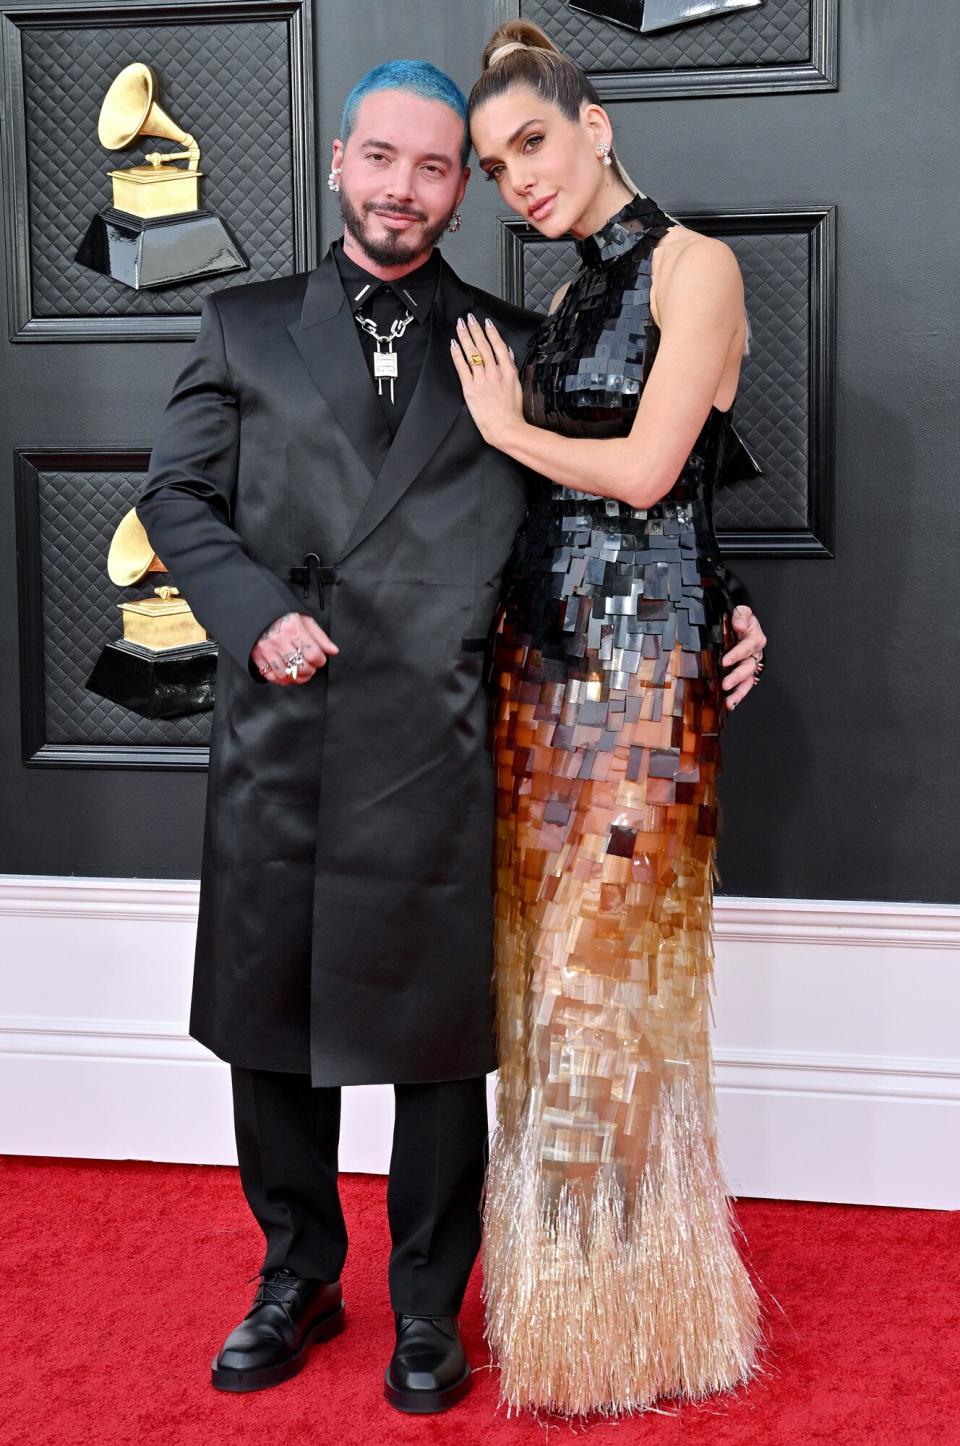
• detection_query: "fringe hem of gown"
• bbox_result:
[481,1081,762,1418]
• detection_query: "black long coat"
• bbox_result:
[138,247,537,1085]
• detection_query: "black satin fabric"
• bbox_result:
[137,247,537,1085]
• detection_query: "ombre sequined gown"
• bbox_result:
[483,194,760,1415]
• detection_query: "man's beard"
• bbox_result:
[339,186,451,267]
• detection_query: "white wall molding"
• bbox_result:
[714,897,960,949]
[4,876,958,943]
[2,876,958,1208]
[0,875,200,922]
[5,1017,960,1105]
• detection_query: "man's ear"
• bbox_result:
[331,137,345,170]
[457,165,472,206]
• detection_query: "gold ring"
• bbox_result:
[470,353,484,366]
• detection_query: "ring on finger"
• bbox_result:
[469,353,484,367]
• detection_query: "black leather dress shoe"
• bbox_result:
[384,1314,471,1413]
[211,1267,344,1392]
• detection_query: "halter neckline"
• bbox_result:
[575,192,673,269]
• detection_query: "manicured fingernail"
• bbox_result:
[484,317,495,328]
[456,316,465,328]
[467,312,477,325]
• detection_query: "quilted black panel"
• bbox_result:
[20,16,295,319]
[521,0,811,72]
[35,466,211,746]
[511,222,810,533]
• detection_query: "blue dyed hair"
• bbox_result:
[340,60,470,167]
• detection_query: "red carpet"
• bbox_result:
[2,1156,957,1446]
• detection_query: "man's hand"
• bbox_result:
[251,612,339,686]
[722,604,767,710]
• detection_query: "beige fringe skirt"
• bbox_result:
[484,530,760,1416]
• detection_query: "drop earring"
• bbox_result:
[327,166,341,192]
[596,141,612,168]
[447,210,463,234]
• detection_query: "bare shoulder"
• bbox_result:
[658,227,742,294]
[653,227,743,325]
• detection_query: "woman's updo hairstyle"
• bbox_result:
[469,20,636,193]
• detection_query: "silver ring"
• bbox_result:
[283,647,305,681]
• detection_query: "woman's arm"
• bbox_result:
[451,236,745,511]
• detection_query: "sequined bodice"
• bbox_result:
[509,192,744,630]
[520,192,730,505]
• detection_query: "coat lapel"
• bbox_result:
[287,249,392,480]
[338,257,474,562]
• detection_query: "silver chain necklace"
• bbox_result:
[353,309,415,404]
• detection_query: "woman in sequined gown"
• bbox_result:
[448,21,767,1418]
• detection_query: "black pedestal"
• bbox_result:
[75,206,247,290]
[85,639,217,719]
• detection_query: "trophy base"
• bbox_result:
[86,639,217,719]
[567,0,762,33]
[75,206,247,290]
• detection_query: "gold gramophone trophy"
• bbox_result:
[75,61,246,290]
[85,507,218,719]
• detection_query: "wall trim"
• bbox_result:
[2,876,958,1207]
[3,875,957,941]
[0,875,202,920]
[4,1015,959,1104]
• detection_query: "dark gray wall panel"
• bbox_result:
[1,0,317,339]
[516,0,837,97]
[14,450,211,765]
[0,0,957,904]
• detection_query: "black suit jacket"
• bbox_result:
[138,247,539,1085]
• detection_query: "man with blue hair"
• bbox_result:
[139,55,763,1415]
[138,57,538,1415]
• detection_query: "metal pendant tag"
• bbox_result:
[374,351,398,379]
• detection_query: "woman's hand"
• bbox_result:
[450,314,525,447]
[722,604,767,710]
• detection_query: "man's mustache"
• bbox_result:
[365,203,427,222]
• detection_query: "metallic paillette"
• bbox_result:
[484,193,760,1416]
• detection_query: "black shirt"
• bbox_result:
[333,239,441,437]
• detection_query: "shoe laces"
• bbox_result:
[397,1314,455,1339]
[247,1266,302,1312]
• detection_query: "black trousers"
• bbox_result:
[230,1066,489,1316]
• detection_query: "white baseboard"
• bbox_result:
[1,877,958,1209]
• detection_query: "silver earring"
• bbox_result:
[447,210,462,233]
[327,167,341,192]
[596,141,612,168]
